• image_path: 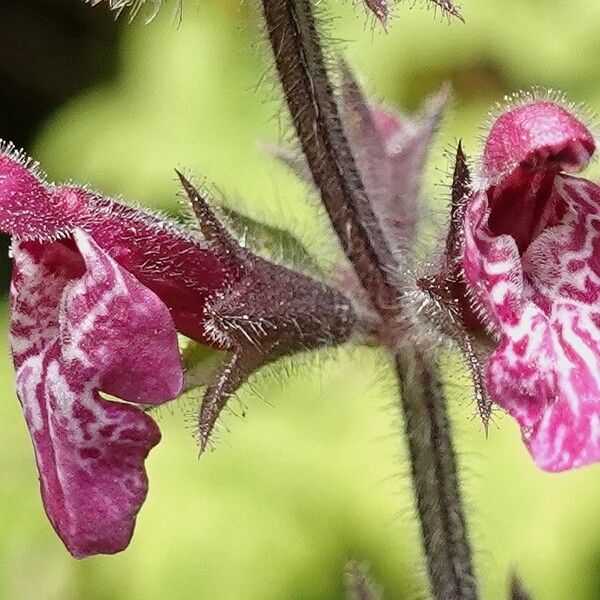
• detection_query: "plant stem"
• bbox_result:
[261,0,478,597]
[396,349,477,599]
[261,0,395,317]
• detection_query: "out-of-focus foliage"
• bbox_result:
[2,0,600,598]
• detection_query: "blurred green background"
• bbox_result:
[2,0,600,598]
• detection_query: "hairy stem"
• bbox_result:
[262,0,395,317]
[397,349,477,599]
[261,0,478,597]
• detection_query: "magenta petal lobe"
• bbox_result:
[62,230,184,403]
[17,343,162,558]
[0,154,71,240]
[10,230,183,557]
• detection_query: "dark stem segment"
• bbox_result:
[396,350,478,599]
[261,0,478,597]
[261,0,396,319]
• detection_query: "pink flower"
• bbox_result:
[0,150,237,557]
[0,149,357,556]
[462,97,600,471]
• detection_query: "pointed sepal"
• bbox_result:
[176,170,241,259]
[176,177,359,450]
[363,0,389,27]
[429,0,464,22]
[417,143,493,429]
[510,573,532,600]
[344,561,382,600]
[198,352,255,452]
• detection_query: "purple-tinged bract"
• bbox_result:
[341,65,448,251]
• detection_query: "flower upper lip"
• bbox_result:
[480,100,596,187]
[478,102,596,255]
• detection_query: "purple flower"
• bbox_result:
[462,98,600,471]
[0,150,238,556]
[11,232,183,558]
[0,149,357,555]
